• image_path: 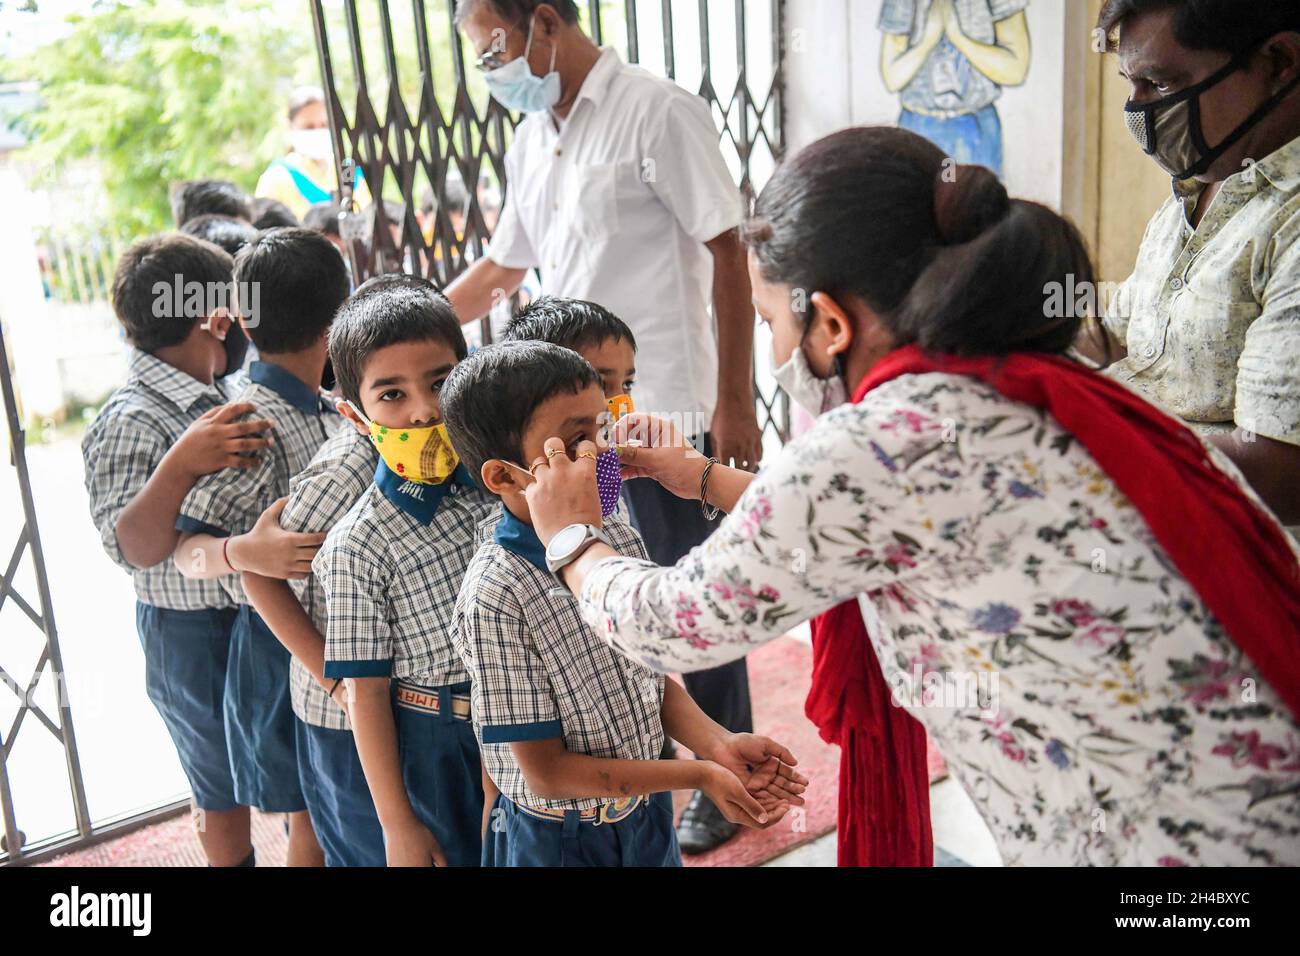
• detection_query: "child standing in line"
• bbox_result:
[444,341,804,867]
[173,228,351,865]
[315,283,496,867]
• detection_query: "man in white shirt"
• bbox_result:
[447,0,760,854]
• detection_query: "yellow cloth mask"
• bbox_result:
[365,417,460,485]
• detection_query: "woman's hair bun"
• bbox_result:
[932,164,1010,246]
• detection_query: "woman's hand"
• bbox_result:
[612,414,709,501]
[524,437,604,546]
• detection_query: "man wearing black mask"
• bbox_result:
[1085,1,1300,529]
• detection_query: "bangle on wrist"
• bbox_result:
[700,457,721,521]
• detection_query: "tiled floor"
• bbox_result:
[763,777,1002,867]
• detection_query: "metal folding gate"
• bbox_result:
[310,0,789,442]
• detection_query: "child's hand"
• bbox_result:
[697,761,788,830]
[173,402,275,479]
[384,818,448,867]
[708,732,809,808]
[227,498,326,580]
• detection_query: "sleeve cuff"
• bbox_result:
[481,720,563,744]
[323,658,393,679]
[176,515,229,537]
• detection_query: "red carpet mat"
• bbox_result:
[672,636,946,867]
[42,636,947,867]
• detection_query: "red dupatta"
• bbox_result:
[805,345,1300,867]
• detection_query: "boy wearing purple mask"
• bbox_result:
[444,341,795,867]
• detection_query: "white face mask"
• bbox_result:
[483,16,561,114]
[290,127,333,162]
[771,342,848,417]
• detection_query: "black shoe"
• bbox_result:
[675,790,739,855]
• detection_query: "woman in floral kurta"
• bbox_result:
[521,127,1300,866]
[574,374,1300,865]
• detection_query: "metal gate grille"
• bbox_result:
[310,0,789,442]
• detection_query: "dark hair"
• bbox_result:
[170,180,251,227]
[233,227,350,354]
[303,202,341,237]
[503,296,637,354]
[743,126,1094,359]
[442,341,600,483]
[1098,0,1300,55]
[111,233,234,353]
[328,281,468,410]
[251,197,302,231]
[179,214,259,257]
[454,0,580,27]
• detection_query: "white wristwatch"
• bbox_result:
[545,523,614,574]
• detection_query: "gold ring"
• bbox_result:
[545,448,564,460]
[529,457,549,475]
[577,451,597,462]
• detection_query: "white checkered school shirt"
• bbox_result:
[316,475,495,686]
[177,361,346,606]
[279,426,377,730]
[452,508,666,812]
[82,349,244,611]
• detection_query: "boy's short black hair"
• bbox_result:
[328,279,468,411]
[179,214,259,257]
[111,233,234,353]
[441,341,601,483]
[234,228,350,354]
[454,0,580,27]
[251,196,301,230]
[171,180,251,227]
[303,202,341,237]
[1098,0,1300,54]
[502,295,637,354]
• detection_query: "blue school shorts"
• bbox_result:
[135,603,240,812]
[482,791,682,867]
[224,605,306,812]
[392,680,484,867]
[295,718,385,867]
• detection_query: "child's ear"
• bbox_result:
[336,399,371,437]
[202,308,232,341]
[480,459,526,498]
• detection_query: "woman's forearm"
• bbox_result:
[705,463,755,515]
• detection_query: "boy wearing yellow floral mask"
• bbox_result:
[314,283,496,867]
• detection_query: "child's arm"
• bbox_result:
[348,677,446,867]
[660,678,809,812]
[241,572,339,699]
[481,765,500,839]
[116,403,275,568]
[509,738,773,828]
[174,498,326,580]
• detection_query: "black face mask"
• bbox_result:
[222,321,250,378]
[1125,44,1300,180]
[321,357,337,392]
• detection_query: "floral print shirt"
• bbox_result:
[579,373,1300,866]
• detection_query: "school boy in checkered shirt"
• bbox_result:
[443,341,803,867]
[313,281,496,867]
[172,228,351,865]
[241,276,444,868]
[82,233,318,867]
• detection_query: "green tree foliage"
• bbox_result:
[20,0,315,237]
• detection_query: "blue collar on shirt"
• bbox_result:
[493,505,548,572]
[248,360,334,416]
[374,458,475,526]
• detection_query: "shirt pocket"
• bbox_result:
[566,161,623,242]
